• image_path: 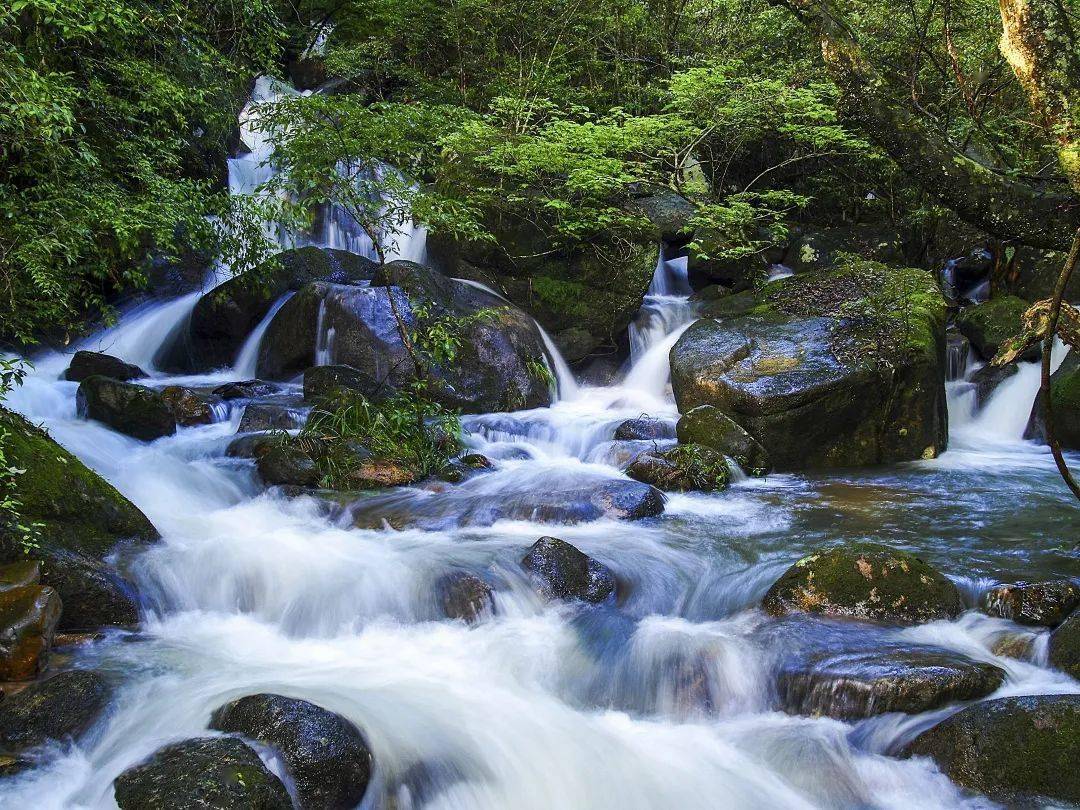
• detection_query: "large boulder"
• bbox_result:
[0,670,113,752]
[981,580,1079,627]
[77,377,176,441]
[675,405,771,474]
[787,225,907,274]
[762,543,964,625]
[521,536,616,603]
[0,407,156,629]
[626,444,730,492]
[778,646,1004,720]
[905,695,1080,805]
[1025,349,1080,448]
[1049,610,1080,678]
[429,217,659,357]
[113,737,292,810]
[257,261,553,413]
[64,351,146,383]
[178,246,378,371]
[955,295,1036,362]
[670,264,947,470]
[0,585,62,681]
[210,694,373,809]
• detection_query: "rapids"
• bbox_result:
[2,86,1078,810]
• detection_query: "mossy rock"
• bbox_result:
[1025,349,1080,448]
[77,377,176,441]
[0,669,113,752]
[787,224,906,274]
[626,444,730,492]
[955,295,1035,362]
[762,543,964,625]
[113,737,292,810]
[0,407,157,629]
[905,695,1080,805]
[675,405,771,474]
[1049,610,1080,678]
[670,262,947,470]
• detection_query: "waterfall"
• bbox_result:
[629,254,695,364]
[234,293,295,378]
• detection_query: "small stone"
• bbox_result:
[437,572,495,624]
[613,418,675,441]
[627,444,730,492]
[303,364,386,402]
[675,405,771,474]
[981,580,1079,627]
[238,403,303,433]
[76,376,176,440]
[161,385,215,427]
[521,537,616,603]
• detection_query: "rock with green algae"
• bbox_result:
[1049,610,1080,679]
[0,406,157,630]
[670,262,948,471]
[761,543,964,625]
[626,444,730,492]
[113,737,292,810]
[955,295,1037,362]
[904,694,1080,806]
[1025,349,1080,449]
[675,405,771,474]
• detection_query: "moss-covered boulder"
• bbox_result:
[981,580,1079,627]
[0,407,157,630]
[113,737,292,810]
[77,377,177,441]
[787,225,906,274]
[1049,610,1080,678]
[1025,349,1080,449]
[429,216,659,356]
[905,695,1080,805]
[762,543,964,625]
[955,295,1036,362]
[176,246,378,371]
[670,263,948,470]
[521,537,616,603]
[210,694,373,810]
[626,444,730,492]
[258,261,553,413]
[0,670,113,753]
[675,405,771,474]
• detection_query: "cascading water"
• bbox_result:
[4,82,1079,810]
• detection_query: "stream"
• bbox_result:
[2,80,1079,810]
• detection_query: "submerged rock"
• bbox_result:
[613,418,675,441]
[0,407,156,630]
[77,376,176,441]
[675,405,771,474]
[980,580,1079,627]
[762,543,963,625]
[670,264,947,470]
[905,694,1080,805]
[521,537,616,603]
[238,403,304,433]
[778,646,1004,719]
[0,670,113,752]
[437,571,495,624]
[113,736,292,810]
[955,295,1036,362]
[627,444,730,492]
[1049,610,1080,678]
[0,585,62,681]
[210,694,373,809]
[212,379,279,400]
[64,351,146,383]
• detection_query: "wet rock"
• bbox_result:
[762,543,964,625]
[905,694,1080,805]
[1025,349,1080,448]
[969,362,1018,408]
[346,457,417,489]
[787,225,906,274]
[113,737,292,810]
[588,480,665,520]
[76,376,176,441]
[1049,610,1080,678]
[64,351,146,383]
[437,572,495,624]
[459,453,493,470]
[670,264,947,471]
[521,537,616,603]
[675,405,771,474]
[226,433,278,460]
[778,647,1005,719]
[161,385,215,427]
[257,443,321,488]
[181,246,378,371]
[0,670,113,751]
[210,694,373,809]
[0,561,40,593]
[0,585,62,681]
[212,379,278,400]
[980,580,1079,627]
[990,632,1036,660]
[955,295,1037,362]
[238,403,303,433]
[259,263,552,413]
[554,327,601,363]
[613,418,675,441]
[626,191,696,243]
[0,407,156,630]
[627,444,730,492]
[303,364,385,403]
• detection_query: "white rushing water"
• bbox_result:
[3,83,1078,810]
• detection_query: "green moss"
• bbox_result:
[531,276,591,320]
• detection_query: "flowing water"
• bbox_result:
[3,91,1079,810]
